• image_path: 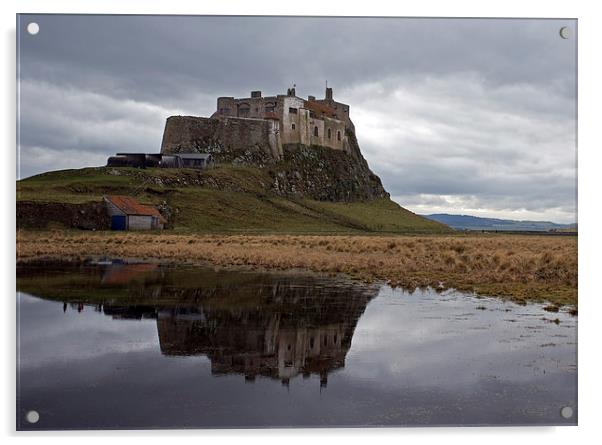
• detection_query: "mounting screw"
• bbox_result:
[26,410,40,424]
[560,406,574,419]
[27,22,40,35]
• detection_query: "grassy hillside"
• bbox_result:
[17,166,451,234]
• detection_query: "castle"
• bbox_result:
[160,86,355,160]
[212,86,353,152]
[106,85,389,202]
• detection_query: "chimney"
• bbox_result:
[287,87,296,97]
[325,87,333,100]
[308,95,316,101]
[251,90,262,98]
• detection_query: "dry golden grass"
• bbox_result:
[17,231,577,306]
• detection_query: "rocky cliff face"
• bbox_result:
[161,116,389,202]
[271,138,388,202]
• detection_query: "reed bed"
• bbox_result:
[17,231,577,306]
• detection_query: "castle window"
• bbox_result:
[314,126,319,137]
[239,107,250,117]
[327,128,331,139]
[291,123,296,130]
[337,131,341,141]
[288,107,298,114]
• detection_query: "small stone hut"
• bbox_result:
[103,195,166,230]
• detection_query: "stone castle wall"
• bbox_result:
[161,115,283,162]
[216,95,279,120]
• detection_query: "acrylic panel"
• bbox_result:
[16,15,577,430]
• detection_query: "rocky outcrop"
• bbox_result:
[270,139,388,202]
[161,116,389,202]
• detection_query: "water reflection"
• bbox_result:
[157,306,355,387]
[18,263,377,387]
[16,263,577,429]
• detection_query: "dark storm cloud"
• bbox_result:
[19,16,575,102]
[17,15,577,222]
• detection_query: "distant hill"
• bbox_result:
[423,213,576,232]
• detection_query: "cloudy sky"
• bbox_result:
[17,15,577,223]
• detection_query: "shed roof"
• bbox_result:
[104,195,167,222]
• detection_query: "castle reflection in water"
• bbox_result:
[157,305,353,386]
[22,263,378,387]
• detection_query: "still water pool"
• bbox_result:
[17,263,577,429]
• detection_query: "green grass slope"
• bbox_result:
[17,166,451,234]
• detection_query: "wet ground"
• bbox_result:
[16,263,577,429]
